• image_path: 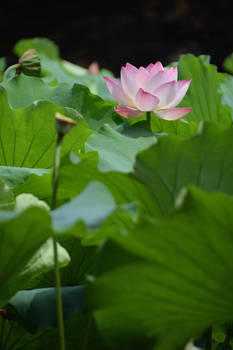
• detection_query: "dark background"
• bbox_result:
[1,0,232,75]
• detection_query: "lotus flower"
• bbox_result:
[104,62,192,120]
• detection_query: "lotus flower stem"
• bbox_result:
[205,327,212,350]
[52,134,66,350]
[146,111,151,129]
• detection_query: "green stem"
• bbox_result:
[51,135,62,211]
[52,135,66,350]
[3,64,20,81]
[205,327,212,350]
[146,112,151,130]
[222,334,231,350]
[146,111,151,124]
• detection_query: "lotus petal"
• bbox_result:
[115,106,143,119]
[153,79,192,108]
[135,88,160,111]
[121,66,140,99]
[104,77,132,105]
[155,107,193,120]
[145,67,178,93]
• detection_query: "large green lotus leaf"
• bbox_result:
[85,124,156,172]
[0,86,91,168]
[0,312,108,350]
[1,75,118,130]
[51,180,138,247]
[219,73,233,117]
[13,192,70,285]
[151,117,198,138]
[35,236,98,288]
[58,152,158,216]
[0,207,51,306]
[14,152,158,216]
[51,83,118,130]
[0,75,63,109]
[52,181,116,232]
[178,54,232,124]
[13,171,53,205]
[76,70,115,101]
[89,186,233,350]
[0,165,50,188]
[3,237,71,296]
[0,178,15,209]
[13,37,59,60]
[134,122,233,216]
[9,286,85,333]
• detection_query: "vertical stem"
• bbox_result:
[51,135,62,211]
[205,327,212,350]
[146,111,151,129]
[222,334,231,350]
[52,135,66,350]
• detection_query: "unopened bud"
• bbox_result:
[18,49,41,77]
[55,112,77,137]
[88,61,100,75]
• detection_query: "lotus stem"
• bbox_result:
[52,134,66,350]
[205,327,212,350]
[146,111,151,129]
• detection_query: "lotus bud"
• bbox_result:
[18,49,41,77]
[55,112,77,138]
[88,61,100,75]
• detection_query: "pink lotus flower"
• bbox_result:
[104,62,192,120]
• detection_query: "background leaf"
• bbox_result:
[0,166,50,188]
[52,181,116,232]
[134,122,233,216]
[85,124,156,172]
[0,179,15,210]
[9,286,85,333]
[178,54,232,124]
[0,87,91,168]
[0,207,51,306]
[89,186,233,350]
[1,75,118,131]
[13,37,114,99]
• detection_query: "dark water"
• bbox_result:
[1,0,232,74]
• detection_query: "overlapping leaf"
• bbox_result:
[14,151,157,216]
[0,178,15,209]
[13,37,114,100]
[0,86,91,168]
[0,207,51,306]
[89,186,233,350]
[178,54,232,124]
[134,122,233,215]
[1,75,118,130]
